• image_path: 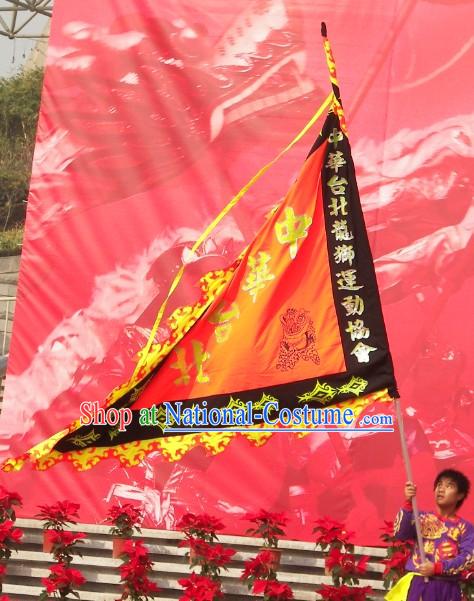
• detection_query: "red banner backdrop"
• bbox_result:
[0,0,473,544]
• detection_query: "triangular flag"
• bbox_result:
[3,25,397,472]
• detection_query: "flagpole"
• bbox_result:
[394,398,428,580]
[320,21,428,580]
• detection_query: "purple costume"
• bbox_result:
[394,501,474,601]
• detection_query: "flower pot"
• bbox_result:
[260,547,282,571]
[188,546,202,566]
[112,537,128,558]
[42,530,54,553]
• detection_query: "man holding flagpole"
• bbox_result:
[387,470,474,601]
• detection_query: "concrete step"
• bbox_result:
[3,519,389,601]
[0,283,17,296]
[0,255,21,276]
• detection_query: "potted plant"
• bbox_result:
[106,504,142,558]
[45,530,86,565]
[36,501,80,553]
[315,517,372,601]
[253,579,294,601]
[0,520,23,593]
[178,573,223,601]
[40,563,86,601]
[244,510,288,571]
[325,547,369,586]
[38,508,86,601]
[460,566,474,601]
[176,513,225,565]
[0,521,24,559]
[117,539,160,600]
[241,550,277,589]
[313,516,355,576]
[0,487,22,523]
[0,487,23,593]
[313,516,355,553]
[177,513,225,543]
[179,538,235,577]
[379,520,413,590]
[318,584,373,601]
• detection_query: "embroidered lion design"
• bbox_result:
[276,308,320,371]
[420,514,448,540]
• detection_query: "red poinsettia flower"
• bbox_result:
[313,517,355,548]
[356,555,369,575]
[41,576,58,594]
[0,563,6,579]
[177,513,225,543]
[325,547,369,577]
[206,544,235,566]
[461,568,474,581]
[122,539,150,558]
[119,552,153,578]
[135,576,160,594]
[0,595,10,601]
[120,561,146,581]
[0,520,23,545]
[326,547,345,571]
[0,487,22,509]
[244,509,288,548]
[121,569,159,595]
[106,503,142,538]
[253,579,294,600]
[382,550,410,575]
[118,538,159,596]
[178,572,223,601]
[241,550,276,580]
[244,509,288,528]
[50,563,86,586]
[380,520,394,538]
[318,584,372,601]
[106,504,142,527]
[181,538,235,566]
[46,530,86,546]
[107,504,142,522]
[37,500,80,529]
[42,562,86,593]
[180,537,211,556]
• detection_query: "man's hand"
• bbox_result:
[419,561,435,577]
[404,481,417,501]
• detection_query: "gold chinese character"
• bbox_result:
[170,348,191,386]
[208,300,240,343]
[329,197,348,217]
[242,251,275,303]
[326,151,346,173]
[328,128,343,148]
[327,175,348,195]
[341,295,364,316]
[331,219,353,241]
[345,319,370,341]
[334,244,355,266]
[192,341,210,383]
[275,207,312,259]
[351,342,377,363]
[170,341,210,386]
[336,270,363,291]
